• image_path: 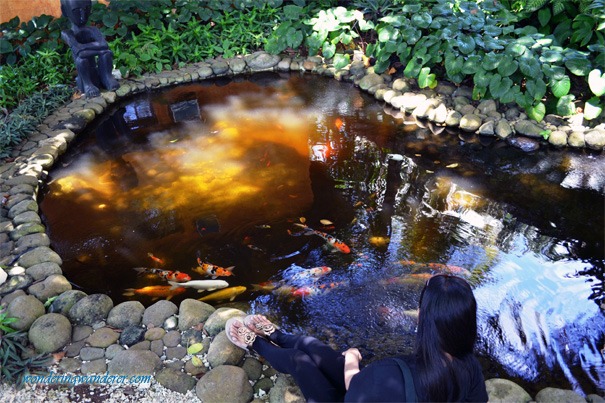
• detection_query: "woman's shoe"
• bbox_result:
[225,317,256,350]
[244,314,277,337]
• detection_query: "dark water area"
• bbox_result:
[39,73,605,397]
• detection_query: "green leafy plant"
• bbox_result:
[0,331,52,387]
[0,308,17,334]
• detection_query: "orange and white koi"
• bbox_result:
[147,253,165,265]
[291,281,344,298]
[398,260,471,277]
[193,258,235,279]
[291,224,350,254]
[290,266,332,281]
[123,285,186,301]
[133,267,191,283]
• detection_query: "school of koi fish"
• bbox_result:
[123,217,473,305]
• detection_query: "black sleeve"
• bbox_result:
[465,356,489,402]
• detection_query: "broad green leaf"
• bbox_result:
[474,69,492,87]
[482,52,500,71]
[519,57,542,78]
[445,54,463,74]
[584,97,604,120]
[556,94,576,116]
[402,27,421,44]
[418,67,437,89]
[0,38,13,54]
[540,49,563,63]
[497,55,518,76]
[483,36,505,51]
[506,42,527,57]
[526,78,547,100]
[322,42,336,59]
[550,74,571,98]
[411,12,432,29]
[565,57,592,76]
[403,56,423,78]
[462,55,482,75]
[490,75,513,98]
[588,69,605,96]
[102,13,118,28]
[402,4,423,14]
[526,102,546,122]
[378,25,397,43]
[458,34,476,55]
[187,343,204,355]
[283,5,303,19]
[333,53,350,69]
[472,86,487,100]
[483,25,502,37]
[501,86,521,104]
[538,8,551,27]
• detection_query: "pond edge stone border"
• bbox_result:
[0,51,599,401]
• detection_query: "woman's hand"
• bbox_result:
[343,348,362,390]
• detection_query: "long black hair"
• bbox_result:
[415,274,478,401]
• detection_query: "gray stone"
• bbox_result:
[242,357,263,381]
[9,223,46,241]
[514,120,544,138]
[24,262,61,281]
[254,377,274,395]
[358,73,384,91]
[568,131,585,148]
[460,114,482,132]
[87,327,120,347]
[0,289,26,307]
[277,58,291,72]
[81,358,107,374]
[49,290,87,315]
[65,339,86,357]
[0,274,33,295]
[485,378,532,403]
[120,326,145,346]
[72,325,93,342]
[28,313,72,353]
[9,184,35,196]
[548,130,568,147]
[495,120,513,139]
[206,331,246,368]
[150,339,164,356]
[142,300,178,327]
[196,365,253,403]
[108,350,161,375]
[245,52,280,70]
[478,121,496,136]
[8,199,38,219]
[181,328,204,347]
[535,387,585,403]
[184,359,206,376]
[585,129,605,150]
[68,294,113,326]
[163,315,178,330]
[7,294,45,330]
[165,346,187,360]
[105,344,125,359]
[178,299,214,331]
[15,233,51,253]
[156,367,197,394]
[80,347,105,361]
[477,99,498,114]
[204,307,247,337]
[445,110,462,127]
[17,246,62,267]
[269,374,305,403]
[28,274,72,301]
[12,211,42,226]
[145,327,166,341]
[508,136,540,152]
[59,357,82,373]
[130,340,151,350]
[228,58,247,74]
[210,60,229,75]
[107,300,145,329]
[163,330,182,347]
[587,394,605,403]
[391,78,410,92]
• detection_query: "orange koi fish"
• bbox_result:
[251,281,280,292]
[123,285,186,301]
[292,281,344,299]
[291,224,350,254]
[335,118,344,130]
[193,258,235,279]
[133,267,191,283]
[147,253,165,265]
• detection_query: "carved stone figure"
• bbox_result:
[60,0,119,97]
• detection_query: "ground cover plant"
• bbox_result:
[0,0,603,157]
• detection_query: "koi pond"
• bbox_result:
[39,73,604,396]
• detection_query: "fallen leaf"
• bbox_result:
[446,163,459,168]
[299,217,306,223]
[319,219,333,225]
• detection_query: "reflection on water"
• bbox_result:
[39,73,605,397]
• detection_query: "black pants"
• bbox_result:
[252,330,346,402]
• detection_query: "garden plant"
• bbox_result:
[0,0,603,155]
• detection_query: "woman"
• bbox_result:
[226,274,489,402]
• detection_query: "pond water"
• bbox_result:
[39,73,605,397]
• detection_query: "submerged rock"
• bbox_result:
[508,136,540,152]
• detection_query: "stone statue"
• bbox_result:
[60,0,120,97]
